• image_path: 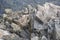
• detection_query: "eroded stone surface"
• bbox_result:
[0,3,60,40]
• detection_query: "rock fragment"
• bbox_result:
[11,23,22,31]
[35,3,58,23]
[17,15,30,27]
[31,36,38,40]
[2,33,22,40]
[41,36,47,40]
[5,9,12,14]
[0,29,10,38]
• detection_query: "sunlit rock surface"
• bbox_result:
[0,3,60,40]
[34,3,60,40]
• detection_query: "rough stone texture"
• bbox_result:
[0,2,60,40]
[41,36,47,40]
[0,7,30,40]
[34,3,60,40]
[31,36,38,40]
[17,15,30,27]
[11,23,22,31]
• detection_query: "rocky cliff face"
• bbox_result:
[0,3,60,40]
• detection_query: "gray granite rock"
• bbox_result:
[31,36,38,40]
[0,2,60,40]
[41,36,47,40]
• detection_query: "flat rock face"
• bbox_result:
[0,2,60,40]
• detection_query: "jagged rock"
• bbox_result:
[5,9,12,14]
[55,18,60,39]
[1,2,60,40]
[20,30,30,39]
[27,5,34,13]
[36,3,58,23]
[34,20,43,30]
[2,33,22,40]
[22,8,28,14]
[3,14,7,18]
[34,3,60,40]
[31,33,36,38]
[0,29,10,39]
[4,10,30,27]
[11,23,22,31]
[0,23,6,30]
[17,15,30,27]
[41,36,47,40]
[31,36,38,40]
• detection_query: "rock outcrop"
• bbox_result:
[0,2,60,40]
